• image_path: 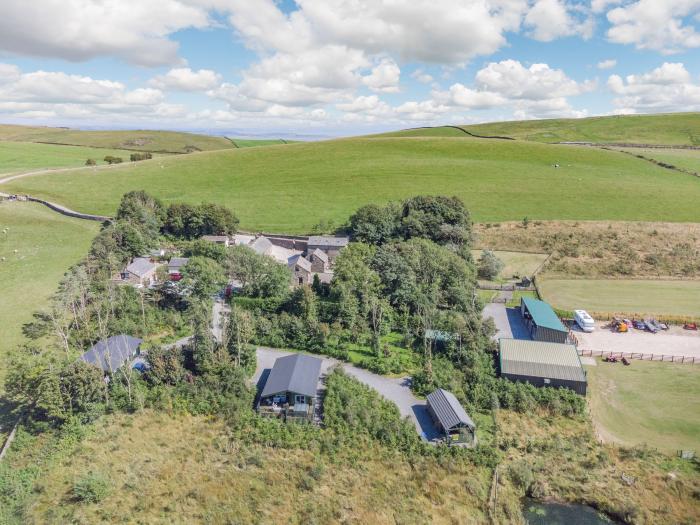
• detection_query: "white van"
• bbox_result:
[574,310,595,332]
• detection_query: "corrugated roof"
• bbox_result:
[521,297,567,332]
[427,389,475,431]
[307,235,349,247]
[261,353,322,398]
[81,334,142,373]
[126,257,156,277]
[499,338,586,383]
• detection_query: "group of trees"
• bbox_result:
[85,153,153,166]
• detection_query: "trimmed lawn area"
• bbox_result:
[538,278,700,318]
[472,250,548,280]
[0,142,145,175]
[4,136,700,233]
[0,202,98,381]
[586,359,700,453]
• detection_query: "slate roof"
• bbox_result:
[288,254,312,272]
[261,353,323,398]
[427,389,475,431]
[81,334,142,373]
[168,257,189,270]
[521,297,567,333]
[307,235,349,248]
[310,248,329,262]
[499,338,587,383]
[126,257,156,277]
[250,236,273,255]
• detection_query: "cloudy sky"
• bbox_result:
[1,0,699,137]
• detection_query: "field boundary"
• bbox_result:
[579,348,699,365]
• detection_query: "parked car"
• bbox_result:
[574,309,595,332]
[644,320,658,334]
[632,319,646,330]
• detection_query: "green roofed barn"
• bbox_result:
[520,296,569,344]
[499,338,587,395]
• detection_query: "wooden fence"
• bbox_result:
[578,348,699,365]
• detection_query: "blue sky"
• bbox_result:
[0,1,699,138]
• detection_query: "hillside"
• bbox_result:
[460,113,700,145]
[0,124,236,154]
[3,135,700,232]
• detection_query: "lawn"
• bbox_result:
[0,124,236,154]
[586,359,700,452]
[537,278,700,317]
[0,202,98,380]
[505,289,538,308]
[461,112,700,145]
[0,142,143,175]
[472,250,549,280]
[4,136,700,232]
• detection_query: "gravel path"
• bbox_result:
[577,323,700,359]
[254,347,442,441]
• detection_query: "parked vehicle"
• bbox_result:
[574,310,595,332]
[604,355,619,363]
[644,320,658,333]
[684,322,698,331]
[610,317,628,333]
[632,319,646,330]
[621,357,631,366]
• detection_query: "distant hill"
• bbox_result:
[0,124,237,154]
[459,113,700,146]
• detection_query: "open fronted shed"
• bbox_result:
[520,296,569,344]
[426,388,476,445]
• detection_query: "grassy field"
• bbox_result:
[4,136,700,232]
[0,142,145,175]
[615,147,700,174]
[371,126,469,138]
[538,278,700,317]
[472,250,548,280]
[230,137,291,148]
[0,124,236,154]
[461,112,700,145]
[586,359,700,452]
[0,202,98,378]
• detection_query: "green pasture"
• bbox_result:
[4,136,700,232]
[586,359,700,453]
[538,278,700,317]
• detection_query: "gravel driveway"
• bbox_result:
[576,323,700,359]
[482,303,531,340]
[254,347,442,441]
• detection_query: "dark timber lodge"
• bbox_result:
[426,388,476,445]
[499,338,587,395]
[520,296,569,344]
[257,353,322,422]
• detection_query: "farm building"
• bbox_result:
[121,257,159,288]
[426,389,476,445]
[167,257,189,278]
[258,353,323,422]
[288,254,313,286]
[307,235,349,262]
[80,334,142,374]
[520,296,569,344]
[499,338,587,395]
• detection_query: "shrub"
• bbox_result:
[85,158,96,166]
[72,473,110,503]
[477,250,504,280]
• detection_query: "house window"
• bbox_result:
[294,395,305,404]
[298,277,303,285]
[544,378,551,384]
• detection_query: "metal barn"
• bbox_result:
[520,296,569,344]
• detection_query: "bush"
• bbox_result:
[477,250,504,280]
[103,155,123,164]
[85,158,96,166]
[73,473,110,503]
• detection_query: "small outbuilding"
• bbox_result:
[499,338,587,395]
[520,296,569,344]
[426,388,476,445]
[307,235,349,263]
[80,334,143,374]
[258,353,323,422]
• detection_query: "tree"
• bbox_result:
[348,202,400,245]
[183,238,228,264]
[180,256,226,299]
[477,250,504,280]
[225,307,256,373]
[400,195,472,247]
[227,245,290,298]
[58,361,107,418]
[163,203,238,239]
[85,158,96,166]
[145,345,185,386]
[103,156,123,164]
[287,286,318,324]
[115,190,165,241]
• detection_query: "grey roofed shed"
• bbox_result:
[81,334,142,373]
[261,353,323,398]
[499,338,587,394]
[126,257,156,277]
[426,389,475,432]
[168,257,189,270]
[288,254,312,272]
[310,248,329,262]
[307,235,349,247]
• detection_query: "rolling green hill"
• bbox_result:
[4,136,700,232]
[0,124,237,154]
[229,137,292,148]
[461,113,700,145]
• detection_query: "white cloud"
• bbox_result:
[0,63,21,83]
[607,62,700,112]
[597,59,617,70]
[150,68,222,92]
[606,0,700,54]
[0,1,212,66]
[362,58,401,93]
[411,69,434,84]
[524,0,594,42]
